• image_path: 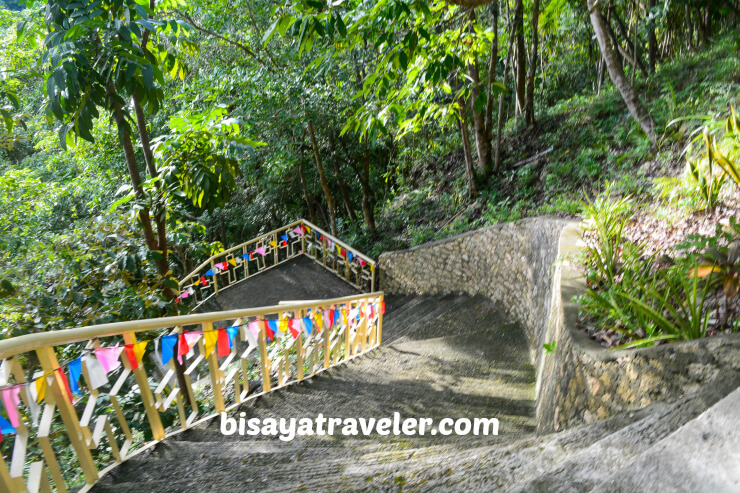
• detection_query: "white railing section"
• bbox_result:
[0,293,384,492]
[177,219,376,307]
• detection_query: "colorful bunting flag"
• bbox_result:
[95,345,123,374]
[124,341,148,371]
[205,269,215,276]
[264,322,275,342]
[178,332,201,364]
[68,358,83,395]
[269,240,277,248]
[380,300,386,314]
[281,234,288,244]
[246,321,261,347]
[57,368,74,404]
[348,252,353,261]
[255,246,267,256]
[200,276,208,285]
[278,318,288,333]
[228,258,237,267]
[217,329,231,357]
[302,317,313,335]
[84,355,109,390]
[226,326,239,349]
[1,386,21,428]
[289,319,301,339]
[314,313,323,332]
[160,334,178,366]
[0,410,15,436]
[34,375,47,403]
[293,226,304,235]
[204,330,219,358]
[268,320,281,339]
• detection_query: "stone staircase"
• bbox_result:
[88,290,740,492]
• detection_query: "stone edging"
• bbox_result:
[378,218,740,432]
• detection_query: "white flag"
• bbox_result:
[84,355,109,390]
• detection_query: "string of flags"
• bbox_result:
[177,225,373,302]
[0,299,384,438]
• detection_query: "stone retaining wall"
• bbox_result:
[378,219,740,432]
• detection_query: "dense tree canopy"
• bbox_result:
[0,0,737,338]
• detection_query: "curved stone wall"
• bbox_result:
[378,218,740,432]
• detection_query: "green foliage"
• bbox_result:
[153,105,262,211]
[581,186,636,288]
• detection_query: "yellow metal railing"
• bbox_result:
[177,219,376,307]
[0,293,384,492]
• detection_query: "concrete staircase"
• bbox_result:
[89,289,740,492]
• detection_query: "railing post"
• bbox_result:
[377,295,384,346]
[273,233,279,265]
[344,307,351,361]
[323,318,331,369]
[259,323,271,393]
[210,259,218,294]
[371,263,375,292]
[121,333,165,441]
[300,223,306,255]
[35,346,99,485]
[296,310,304,381]
[201,322,225,414]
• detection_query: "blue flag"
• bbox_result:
[205,269,214,276]
[303,317,313,335]
[0,412,15,435]
[161,334,178,366]
[68,358,82,395]
[226,326,239,349]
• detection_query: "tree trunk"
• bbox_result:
[306,120,337,235]
[467,58,492,175]
[587,0,657,144]
[328,132,357,221]
[485,3,498,143]
[513,0,526,117]
[356,153,377,237]
[458,101,479,198]
[648,0,657,73]
[298,158,317,224]
[495,2,516,171]
[611,6,649,78]
[525,0,540,126]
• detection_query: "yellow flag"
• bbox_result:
[194,279,201,286]
[204,330,218,357]
[342,308,348,325]
[269,240,277,248]
[314,314,323,331]
[35,375,47,403]
[228,258,237,267]
[306,226,311,234]
[133,341,148,366]
[278,319,288,333]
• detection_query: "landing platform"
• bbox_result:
[198,255,361,312]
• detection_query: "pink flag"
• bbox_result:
[248,321,261,340]
[292,226,304,235]
[177,332,202,364]
[95,345,124,374]
[289,319,301,339]
[1,386,21,428]
[255,246,267,256]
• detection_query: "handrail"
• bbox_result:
[176,219,376,308]
[0,294,376,360]
[0,292,384,492]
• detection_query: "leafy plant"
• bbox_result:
[581,186,636,288]
[687,149,726,211]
